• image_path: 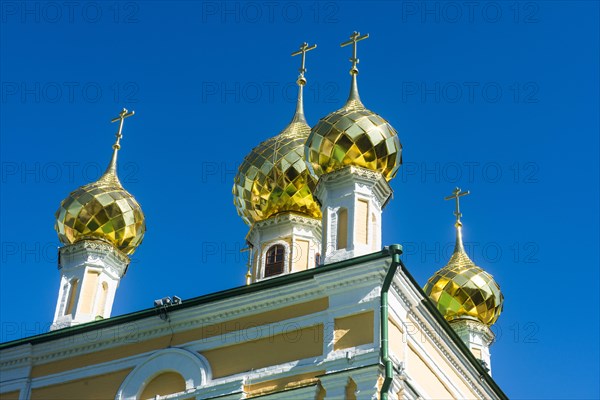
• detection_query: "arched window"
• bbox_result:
[265,244,285,277]
[337,208,348,250]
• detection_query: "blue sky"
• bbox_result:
[1,1,598,398]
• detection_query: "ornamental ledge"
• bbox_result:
[319,165,385,183]
[0,356,32,369]
[315,165,393,207]
[252,212,321,230]
[59,240,130,266]
[391,281,414,309]
[449,319,495,340]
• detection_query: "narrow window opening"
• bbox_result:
[337,208,348,250]
[65,278,79,316]
[96,282,109,318]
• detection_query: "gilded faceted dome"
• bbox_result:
[305,74,402,180]
[233,113,321,226]
[55,123,145,256]
[424,225,503,326]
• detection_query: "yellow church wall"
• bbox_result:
[407,316,475,397]
[31,297,328,378]
[140,371,186,399]
[292,239,310,272]
[0,390,20,400]
[202,324,324,378]
[244,370,325,397]
[30,368,132,400]
[406,343,454,399]
[333,311,374,351]
[388,318,404,359]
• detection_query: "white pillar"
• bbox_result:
[51,240,128,330]
[315,166,392,264]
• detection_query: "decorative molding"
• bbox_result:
[59,240,129,275]
[449,319,494,343]
[315,166,393,209]
[251,212,322,231]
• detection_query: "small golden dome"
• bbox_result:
[55,110,145,256]
[305,72,402,180]
[424,224,503,326]
[233,101,321,225]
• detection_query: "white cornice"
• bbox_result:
[59,240,129,276]
[314,166,393,209]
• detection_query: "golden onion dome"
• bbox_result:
[233,47,321,226]
[55,110,145,256]
[305,43,402,180]
[424,222,504,326]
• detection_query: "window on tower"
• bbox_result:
[265,245,285,277]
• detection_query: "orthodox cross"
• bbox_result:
[444,187,470,223]
[340,31,369,72]
[291,42,317,81]
[110,108,135,149]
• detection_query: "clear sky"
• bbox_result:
[1,1,598,398]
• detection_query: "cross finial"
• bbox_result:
[110,108,135,150]
[341,31,369,74]
[444,187,470,225]
[291,42,317,86]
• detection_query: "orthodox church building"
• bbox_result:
[0,33,506,399]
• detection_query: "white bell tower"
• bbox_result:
[51,241,128,330]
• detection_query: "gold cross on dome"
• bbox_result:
[444,187,470,223]
[110,108,135,149]
[291,42,317,78]
[341,31,369,72]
